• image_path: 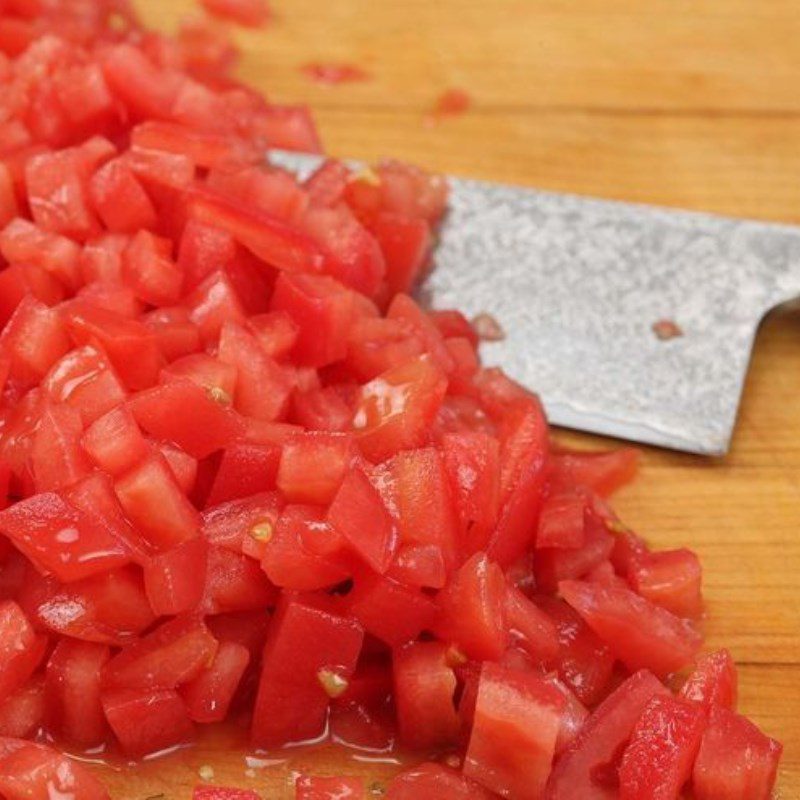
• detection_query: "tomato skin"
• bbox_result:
[44,639,110,747]
[679,649,737,711]
[559,580,702,678]
[465,663,565,800]
[102,686,193,758]
[692,705,782,800]
[387,763,494,800]
[545,670,669,800]
[393,641,459,750]
[618,694,705,800]
[294,775,365,799]
[181,640,250,723]
[0,737,109,800]
[252,595,364,748]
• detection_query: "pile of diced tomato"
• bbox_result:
[0,0,783,798]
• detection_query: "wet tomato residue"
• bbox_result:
[301,63,370,84]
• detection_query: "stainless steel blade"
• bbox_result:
[270,150,800,455]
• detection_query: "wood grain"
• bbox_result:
[111,0,800,796]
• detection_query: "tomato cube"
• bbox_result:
[628,548,703,618]
[618,694,705,800]
[550,448,640,497]
[81,405,148,476]
[0,218,81,290]
[252,595,363,748]
[546,670,669,800]
[386,763,493,800]
[434,553,508,661]
[201,545,278,614]
[144,306,203,362]
[122,230,183,306]
[29,402,91,492]
[295,775,364,800]
[202,491,283,555]
[388,542,447,589]
[44,640,110,747]
[144,537,209,616]
[181,640,250,724]
[559,580,702,678]
[464,663,565,800]
[178,218,238,292]
[679,649,738,711]
[692,705,782,800]
[0,738,109,800]
[103,614,218,691]
[393,641,459,750]
[0,679,44,740]
[537,490,587,549]
[370,212,431,295]
[115,453,200,551]
[277,432,356,505]
[0,602,45,703]
[102,686,193,758]
[206,441,281,506]
[505,587,559,661]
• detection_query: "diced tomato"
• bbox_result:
[550,448,640,497]
[178,218,238,292]
[194,789,262,800]
[102,686,193,757]
[0,490,130,582]
[201,0,271,27]
[0,678,44,740]
[388,542,448,589]
[537,490,587,549]
[294,775,364,800]
[103,614,218,691]
[505,587,560,661]
[128,379,245,459]
[115,453,200,551]
[29,402,91,492]
[161,442,199,491]
[387,763,493,800]
[0,737,109,800]
[393,641,459,749]
[44,639,109,747]
[252,595,363,748]
[559,580,702,678]
[370,212,431,295]
[345,568,436,647]
[545,670,669,800]
[386,294,454,374]
[618,694,705,800]
[434,553,507,661]
[628,548,703,619]
[181,640,250,723]
[262,504,351,591]
[464,663,565,800]
[353,355,447,462]
[144,306,203,362]
[201,545,278,614]
[202,491,283,555]
[144,537,209,616]
[692,705,782,800]
[256,105,322,153]
[277,432,356,505]
[0,602,45,703]
[205,441,280,506]
[81,405,148,476]
[679,649,738,711]
[122,229,183,306]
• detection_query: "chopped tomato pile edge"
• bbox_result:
[0,1,783,799]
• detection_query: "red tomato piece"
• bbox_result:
[201,0,271,27]
[692,705,782,800]
[206,442,281,506]
[115,453,199,551]
[679,648,738,711]
[618,694,706,800]
[102,686,193,757]
[144,306,203,362]
[19,565,155,646]
[386,294,454,374]
[269,272,354,367]
[353,355,447,462]
[201,545,278,614]
[464,663,565,800]
[387,763,493,800]
[181,640,250,723]
[295,775,364,800]
[550,448,640,497]
[80,406,148,476]
[393,641,460,750]
[44,639,110,747]
[0,489,130,582]
[194,789,262,800]
[160,442,199,491]
[218,320,293,421]
[292,386,351,432]
[305,160,350,208]
[537,490,587,549]
[434,553,507,661]
[161,353,238,401]
[545,670,669,800]
[277,432,356,505]
[178,218,238,292]
[256,105,323,153]
[370,212,431,295]
[103,614,218,691]
[505,587,560,661]
[543,675,590,756]
[252,595,363,748]
[262,505,351,591]
[328,466,397,573]
[0,737,109,800]
[388,542,447,589]
[628,548,703,618]
[0,678,44,740]
[144,537,209,616]
[202,491,283,555]
[537,596,615,707]
[122,229,183,306]
[559,579,702,678]
[29,402,91,492]
[0,602,45,703]
[128,379,245,459]
[89,157,157,234]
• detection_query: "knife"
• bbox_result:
[270,150,800,456]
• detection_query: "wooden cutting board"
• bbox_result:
[104,1,800,796]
